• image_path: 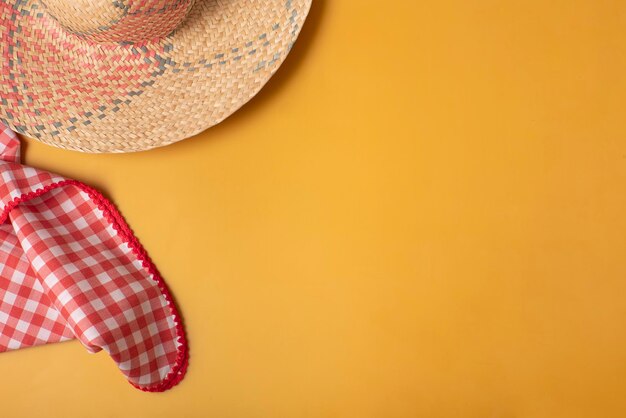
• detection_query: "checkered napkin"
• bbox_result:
[0,125,188,392]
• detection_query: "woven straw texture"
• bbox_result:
[0,0,312,153]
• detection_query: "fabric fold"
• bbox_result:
[0,126,188,392]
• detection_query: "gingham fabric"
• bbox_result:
[0,125,188,391]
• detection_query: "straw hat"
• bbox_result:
[0,0,312,153]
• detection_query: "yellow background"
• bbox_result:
[3,0,626,416]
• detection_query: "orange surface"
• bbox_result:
[3,0,626,416]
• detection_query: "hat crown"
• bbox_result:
[40,0,195,44]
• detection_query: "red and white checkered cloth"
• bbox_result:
[0,125,188,392]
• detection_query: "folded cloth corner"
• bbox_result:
[0,126,188,392]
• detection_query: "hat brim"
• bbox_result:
[0,0,312,153]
